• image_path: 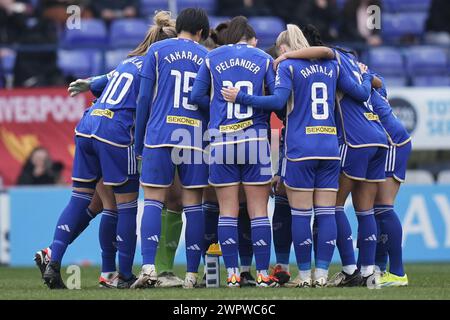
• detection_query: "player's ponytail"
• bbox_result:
[223,16,256,45]
[128,11,177,57]
[276,24,310,51]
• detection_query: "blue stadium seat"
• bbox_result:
[367,47,404,76]
[412,76,450,87]
[1,49,16,74]
[106,49,132,71]
[177,0,217,15]
[382,13,427,41]
[405,46,449,76]
[61,19,107,47]
[248,16,285,49]
[383,76,408,87]
[58,50,102,78]
[336,0,346,10]
[110,19,148,48]
[208,16,230,29]
[141,0,169,17]
[383,0,431,13]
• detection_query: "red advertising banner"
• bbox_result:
[0,87,283,188]
[0,88,94,187]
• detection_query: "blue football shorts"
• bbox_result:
[282,158,340,191]
[140,146,208,188]
[72,136,139,188]
[340,144,387,182]
[385,141,412,183]
[209,139,273,186]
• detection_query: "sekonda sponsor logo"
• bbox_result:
[0,93,87,123]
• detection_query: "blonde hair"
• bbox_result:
[276,24,310,51]
[128,11,177,57]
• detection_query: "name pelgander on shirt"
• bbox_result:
[334,50,388,148]
[140,38,209,151]
[196,44,275,145]
[75,56,143,147]
[276,58,340,161]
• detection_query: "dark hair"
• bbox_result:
[222,16,256,44]
[301,24,357,57]
[176,8,210,40]
[265,45,277,59]
[213,22,229,45]
[301,24,325,46]
[201,29,219,50]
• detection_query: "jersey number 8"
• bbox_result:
[311,82,329,120]
[223,80,253,119]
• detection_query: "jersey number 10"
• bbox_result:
[100,71,134,105]
[223,80,253,119]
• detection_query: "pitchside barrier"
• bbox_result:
[1,185,449,266]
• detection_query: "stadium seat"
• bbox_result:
[110,19,148,48]
[0,49,16,74]
[404,170,435,185]
[141,0,169,17]
[382,13,427,42]
[106,49,132,72]
[367,47,404,76]
[412,76,450,87]
[336,0,346,10]
[177,0,217,15]
[208,16,230,29]
[58,50,102,78]
[61,19,107,47]
[405,46,449,76]
[383,76,408,87]
[383,0,431,13]
[437,170,450,184]
[248,16,285,49]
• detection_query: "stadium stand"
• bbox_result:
[383,0,432,13]
[208,16,230,28]
[177,0,217,15]
[61,19,108,47]
[141,0,169,16]
[106,49,133,72]
[109,19,148,48]
[381,12,428,42]
[248,16,285,48]
[404,46,449,76]
[404,170,435,185]
[437,170,450,184]
[57,50,102,79]
[367,47,404,76]
[1,0,448,87]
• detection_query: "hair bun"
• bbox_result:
[153,11,175,28]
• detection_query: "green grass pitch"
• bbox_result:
[1,263,449,300]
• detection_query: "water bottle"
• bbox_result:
[204,243,222,288]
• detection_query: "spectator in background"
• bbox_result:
[17,147,64,185]
[216,0,270,17]
[12,0,65,87]
[425,0,450,45]
[340,0,382,46]
[0,0,31,44]
[91,0,139,22]
[268,0,298,24]
[293,0,339,42]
